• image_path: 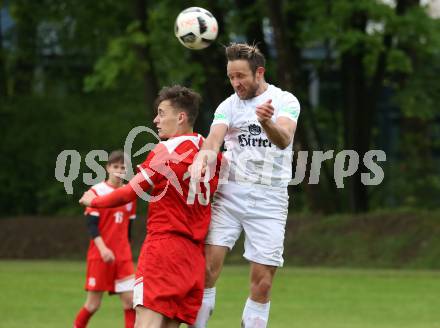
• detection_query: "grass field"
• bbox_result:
[1,261,439,328]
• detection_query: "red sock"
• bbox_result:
[124,309,136,328]
[74,307,93,328]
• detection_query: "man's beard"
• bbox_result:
[237,81,259,100]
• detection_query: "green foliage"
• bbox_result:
[83,0,219,93]
[282,210,440,269]
[386,48,412,74]
[84,22,149,91]
[0,91,152,216]
[2,0,440,214]
[146,1,207,88]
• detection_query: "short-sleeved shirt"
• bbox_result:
[85,182,137,261]
[212,84,300,188]
[136,133,220,243]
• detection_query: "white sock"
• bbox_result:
[241,298,271,328]
[189,287,216,328]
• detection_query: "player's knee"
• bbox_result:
[205,261,220,287]
[205,264,215,284]
[122,298,133,310]
[251,278,272,298]
[119,290,134,309]
[84,300,101,313]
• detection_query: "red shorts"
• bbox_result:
[133,235,205,325]
[85,259,135,293]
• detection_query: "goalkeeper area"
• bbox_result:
[1,261,439,328]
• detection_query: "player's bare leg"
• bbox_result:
[163,318,180,328]
[73,291,103,328]
[120,290,135,328]
[205,245,228,287]
[120,290,134,309]
[249,262,277,302]
[241,262,277,328]
[134,306,165,328]
[189,245,228,328]
[84,291,103,313]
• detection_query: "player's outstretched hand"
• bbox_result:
[100,247,115,263]
[256,99,274,123]
[79,190,97,207]
[189,152,207,180]
[190,149,219,180]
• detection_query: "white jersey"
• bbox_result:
[212,84,300,188]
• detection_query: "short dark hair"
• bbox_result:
[225,43,266,74]
[107,150,126,165]
[155,85,202,126]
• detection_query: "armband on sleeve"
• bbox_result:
[86,214,100,239]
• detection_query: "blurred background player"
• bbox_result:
[190,43,301,328]
[73,150,137,328]
[79,85,221,328]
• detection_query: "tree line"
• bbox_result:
[1,0,439,216]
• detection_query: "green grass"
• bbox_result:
[1,261,440,328]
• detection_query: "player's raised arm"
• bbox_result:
[204,123,228,152]
[255,99,296,149]
[191,124,227,179]
[256,91,300,149]
[79,172,150,208]
[259,118,296,149]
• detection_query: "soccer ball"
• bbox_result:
[174,7,218,50]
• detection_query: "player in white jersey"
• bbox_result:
[190,43,300,328]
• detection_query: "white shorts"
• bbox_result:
[206,182,289,267]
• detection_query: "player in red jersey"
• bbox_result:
[73,150,137,328]
[79,85,221,328]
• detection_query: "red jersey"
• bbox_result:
[136,133,220,243]
[85,181,137,261]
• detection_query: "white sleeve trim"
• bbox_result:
[137,165,155,187]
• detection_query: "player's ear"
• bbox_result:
[256,66,265,80]
[178,111,187,125]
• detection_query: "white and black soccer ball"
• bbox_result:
[174,7,218,50]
